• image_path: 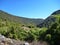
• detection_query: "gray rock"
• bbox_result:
[24,42,29,45]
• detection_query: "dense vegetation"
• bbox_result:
[0,17,47,42]
[0,10,60,45]
[39,15,60,45]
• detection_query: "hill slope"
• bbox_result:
[37,10,60,28]
[0,10,44,26]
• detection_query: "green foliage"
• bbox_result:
[0,18,48,42]
[39,15,60,45]
[45,34,51,41]
[0,19,45,42]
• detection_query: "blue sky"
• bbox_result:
[0,0,60,19]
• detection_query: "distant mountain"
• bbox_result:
[0,10,44,26]
[37,10,60,28]
[51,10,60,15]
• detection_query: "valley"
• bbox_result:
[0,10,60,45]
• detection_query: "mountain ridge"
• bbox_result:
[0,10,44,26]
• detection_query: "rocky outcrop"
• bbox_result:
[0,34,49,45]
[0,34,26,45]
